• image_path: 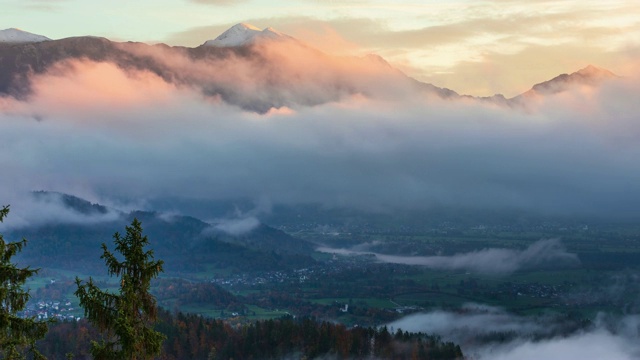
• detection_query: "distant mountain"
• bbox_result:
[0,24,618,111]
[211,223,315,255]
[32,191,109,216]
[0,36,135,98]
[510,65,617,103]
[0,24,458,112]
[0,28,50,43]
[10,192,316,274]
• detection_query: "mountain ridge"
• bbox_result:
[0,31,458,112]
[0,25,616,111]
[10,191,316,274]
[512,65,617,102]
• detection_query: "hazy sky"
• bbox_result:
[2,0,639,96]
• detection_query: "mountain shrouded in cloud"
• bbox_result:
[511,65,618,104]
[0,24,638,224]
[0,24,457,113]
[0,24,616,113]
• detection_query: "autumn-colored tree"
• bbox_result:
[75,218,164,360]
[0,205,48,359]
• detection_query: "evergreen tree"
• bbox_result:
[75,218,165,360]
[0,205,48,359]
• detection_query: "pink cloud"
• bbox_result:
[28,60,180,114]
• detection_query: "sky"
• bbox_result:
[2,0,639,96]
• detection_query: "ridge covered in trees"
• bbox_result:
[39,310,464,359]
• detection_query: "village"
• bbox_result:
[20,298,81,322]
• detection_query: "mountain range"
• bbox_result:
[0,25,616,113]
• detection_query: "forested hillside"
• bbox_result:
[39,309,464,359]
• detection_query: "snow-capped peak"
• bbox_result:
[0,28,50,43]
[202,23,286,47]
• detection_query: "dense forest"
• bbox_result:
[38,309,464,360]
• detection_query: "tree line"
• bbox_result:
[39,310,463,359]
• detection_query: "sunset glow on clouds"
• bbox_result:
[2,0,638,96]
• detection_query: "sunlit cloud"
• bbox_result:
[27,60,181,112]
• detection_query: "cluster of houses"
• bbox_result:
[211,270,296,287]
[20,299,81,322]
[500,283,562,299]
[210,254,376,289]
[278,219,592,237]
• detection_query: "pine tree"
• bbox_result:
[0,205,48,360]
[75,218,165,360]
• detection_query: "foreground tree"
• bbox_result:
[75,218,165,360]
[0,205,48,359]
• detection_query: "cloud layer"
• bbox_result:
[318,238,579,274]
[1,53,640,225]
[388,307,640,360]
